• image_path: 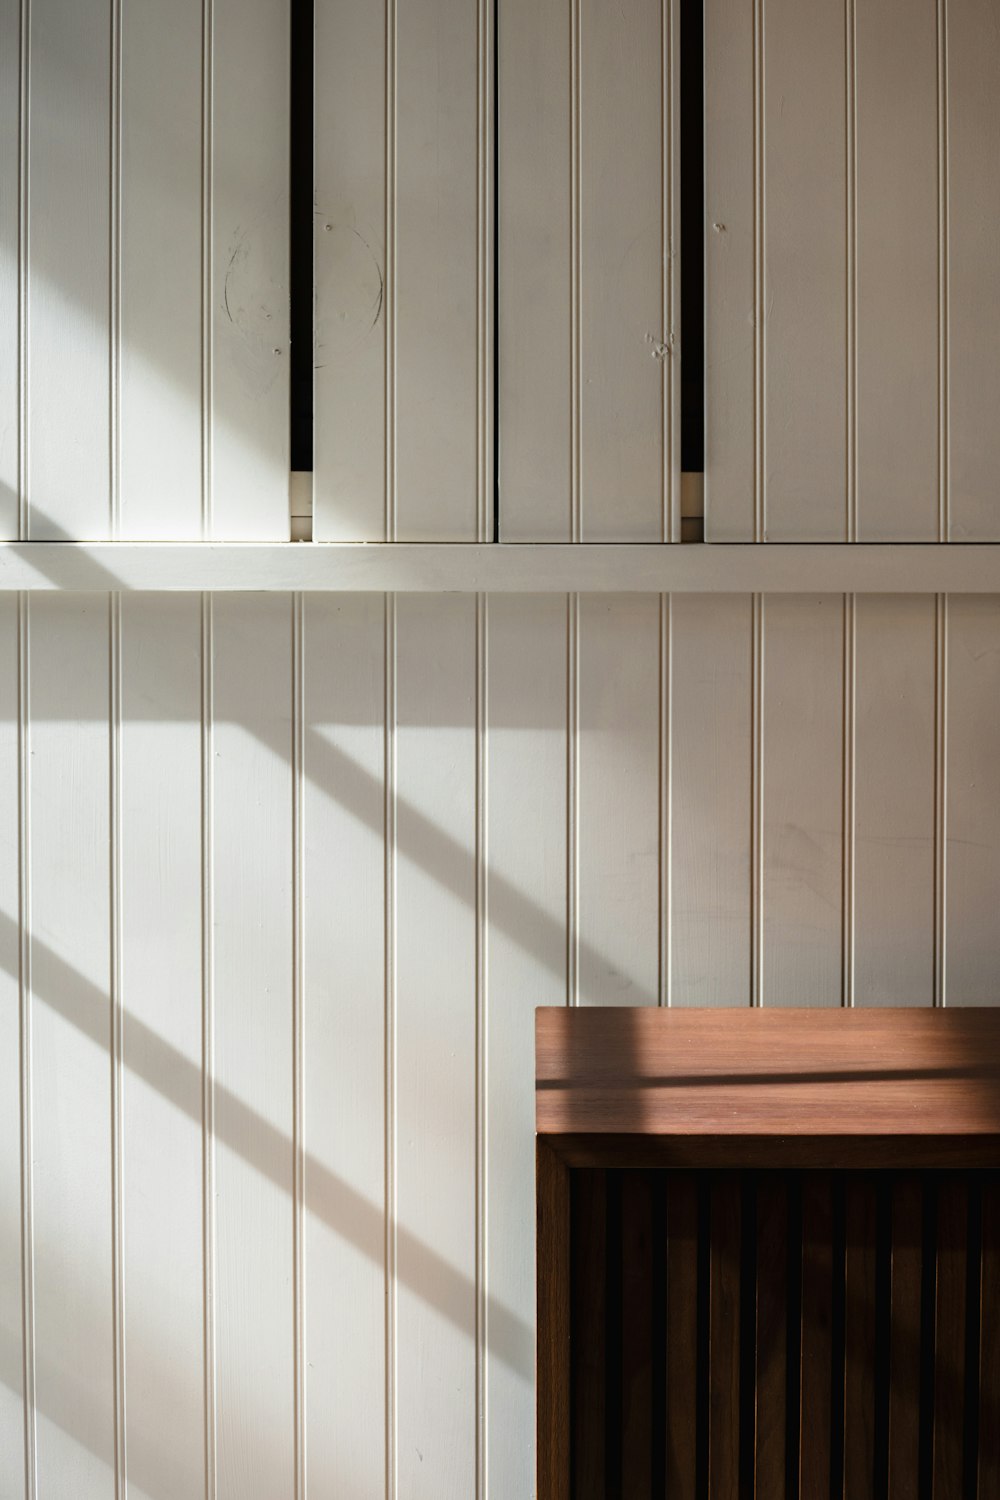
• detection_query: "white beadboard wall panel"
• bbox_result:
[0,0,17,537]
[945,597,1000,1004]
[500,0,678,542]
[301,594,387,1497]
[211,595,295,1499]
[210,0,289,539]
[486,593,566,1499]
[760,596,844,1007]
[119,596,205,1500]
[853,595,938,1005]
[394,595,478,1498]
[0,599,24,1498]
[670,594,753,1005]
[855,0,939,542]
[26,1,111,540]
[314,0,490,541]
[28,596,114,1496]
[118,0,204,539]
[577,595,661,1004]
[948,0,1000,541]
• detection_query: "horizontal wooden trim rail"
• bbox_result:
[2,542,1000,593]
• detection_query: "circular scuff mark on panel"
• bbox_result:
[314,222,385,364]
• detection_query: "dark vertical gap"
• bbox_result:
[679,0,704,473]
[919,1175,939,1500]
[873,1175,893,1499]
[651,1175,668,1500]
[695,1173,712,1500]
[289,0,315,473]
[964,1176,983,1500]
[786,1172,803,1500]
[738,1176,758,1500]
[830,1175,847,1500]
[492,0,500,540]
[606,1171,624,1500]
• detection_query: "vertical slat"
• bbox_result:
[0,599,24,1491]
[572,1169,607,1500]
[854,597,937,1003]
[538,1143,571,1500]
[301,595,387,1497]
[933,1177,967,1500]
[210,0,289,537]
[755,1177,787,1499]
[844,1175,877,1500]
[670,596,753,1005]
[761,596,844,1005]
[487,594,566,1498]
[709,1175,740,1500]
[577,596,660,1005]
[496,0,571,538]
[800,1174,833,1500]
[120,597,205,1496]
[703,0,755,541]
[212,596,294,1498]
[118,0,204,537]
[666,1172,698,1500]
[0,0,18,536]
[979,1174,1000,1497]
[855,0,939,540]
[29,597,113,1494]
[945,597,1000,1003]
[947,0,1000,539]
[394,596,477,1497]
[889,1176,923,1498]
[622,1172,653,1500]
[499,0,678,542]
[757,0,848,541]
[26,2,111,538]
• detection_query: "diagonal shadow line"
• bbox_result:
[0,908,534,1384]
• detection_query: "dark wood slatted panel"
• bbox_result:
[564,1169,994,1500]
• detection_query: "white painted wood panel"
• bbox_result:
[670,594,753,1004]
[486,594,566,1496]
[945,596,1000,1003]
[577,595,661,1003]
[500,0,678,541]
[119,0,204,539]
[760,596,844,1006]
[28,596,114,1497]
[853,596,938,1004]
[855,0,940,541]
[394,595,478,1497]
[0,598,24,1498]
[948,0,1000,540]
[211,595,295,1499]
[119,596,205,1500]
[314,0,490,541]
[0,0,18,537]
[301,594,387,1497]
[26,2,111,539]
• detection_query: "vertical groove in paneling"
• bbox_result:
[845,0,857,541]
[109,595,126,1500]
[566,595,579,1006]
[384,0,397,541]
[936,0,950,541]
[291,595,305,1500]
[8,0,27,542]
[200,593,217,1500]
[752,0,764,542]
[384,593,398,1500]
[751,595,764,1003]
[109,0,121,539]
[477,2,493,543]
[663,0,676,541]
[569,0,581,544]
[659,596,671,1005]
[475,593,488,1497]
[842,595,856,1006]
[17,594,35,1497]
[200,0,214,538]
[934,594,948,1006]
